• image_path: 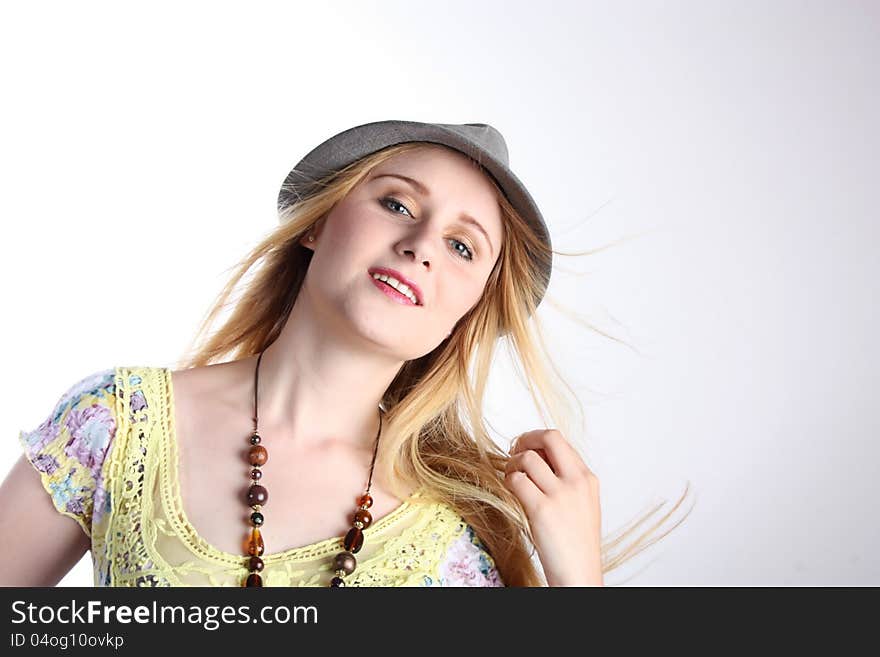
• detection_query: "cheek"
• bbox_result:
[313,208,385,273]
[326,209,374,250]
[434,274,487,323]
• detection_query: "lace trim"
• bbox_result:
[104,367,168,586]
[164,500,472,587]
[346,501,470,586]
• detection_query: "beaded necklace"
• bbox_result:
[242,348,382,587]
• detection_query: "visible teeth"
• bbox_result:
[372,273,419,304]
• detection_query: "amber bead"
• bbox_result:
[251,468,262,480]
[330,576,346,587]
[247,527,265,556]
[248,556,264,572]
[250,434,261,445]
[247,485,268,506]
[245,573,263,587]
[248,445,268,466]
[357,493,373,509]
[334,551,357,575]
[354,508,372,529]
[344,527,364,553]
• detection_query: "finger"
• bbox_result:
[506,449,560,495]
[512,430,582,480]
[503,469,543,513]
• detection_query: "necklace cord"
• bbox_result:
[244,347,383,587]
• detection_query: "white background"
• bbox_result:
[1,1,876,586]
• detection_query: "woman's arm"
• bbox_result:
[0,454,91,586]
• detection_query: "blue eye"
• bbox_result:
[379,196,475,262]
[381,196,413,218]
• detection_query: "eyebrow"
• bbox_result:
[372,173,495,256]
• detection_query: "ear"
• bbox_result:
[299,219,325,250]
[300,217,329,251]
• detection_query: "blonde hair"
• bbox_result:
[175,141,694,586]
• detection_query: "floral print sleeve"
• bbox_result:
[435,524,505,586]
[17,368,117,539]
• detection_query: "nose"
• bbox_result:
[403,248,429,268]
[397,227,436,269]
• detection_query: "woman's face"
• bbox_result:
[299,145,504,360]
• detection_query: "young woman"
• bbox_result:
[1,120,690,587]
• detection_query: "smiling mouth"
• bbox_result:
[368,273,420,306]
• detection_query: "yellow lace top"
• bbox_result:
[18,366,505,587]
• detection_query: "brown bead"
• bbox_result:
[248,445,268,466]
[354,508,372,529]
[357,493,373,509]
[246,484,268,506]
[248,556,264,572]
[250,468,262,480]
[334,551,357,575]
[344,527,364,553]
[247,527,264,556]
[245,573,263,587]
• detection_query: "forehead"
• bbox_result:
[366,146,504,231]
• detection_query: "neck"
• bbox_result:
[246,300,404,455]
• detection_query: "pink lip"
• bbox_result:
[370,276,418,306]
[367,267,424,306]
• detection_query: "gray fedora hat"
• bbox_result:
[277,119,552,309]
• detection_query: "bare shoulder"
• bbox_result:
[168,357,257,469]
[170,357,255,412]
